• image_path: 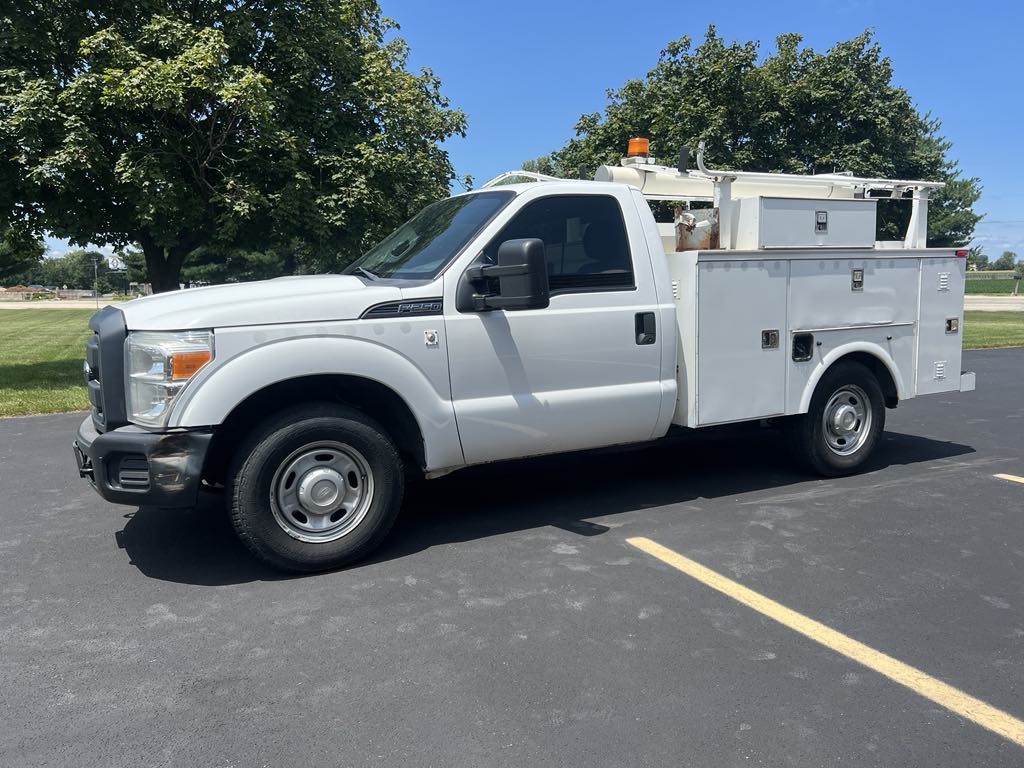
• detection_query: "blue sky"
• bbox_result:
[48,0,1022,258]
[378,0,1023,258]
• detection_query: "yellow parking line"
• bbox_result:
[626,536,1024,748]
[994,473,1024,486]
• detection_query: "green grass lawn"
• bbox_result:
[0,307,1022,418]
[965,278,1020,295]
[0,309,93,417]
[962,311,1024,349]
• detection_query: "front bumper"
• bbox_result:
[74,416,212,508]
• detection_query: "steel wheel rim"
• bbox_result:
[270,441,374,543]
[822,385,872,456]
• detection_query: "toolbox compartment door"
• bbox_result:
[916,256,966,395]
[696,259,789,425]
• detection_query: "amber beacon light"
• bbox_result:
[626,137,650,157]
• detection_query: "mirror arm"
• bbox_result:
[465,262,532,282]
[468,260,539,311]
[473,294,539,311]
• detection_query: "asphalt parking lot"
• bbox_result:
[1,348,1022,768]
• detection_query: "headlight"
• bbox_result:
[127,330,214,428]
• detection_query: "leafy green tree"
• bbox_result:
[529,28,980,247]
[41,250,113,291]
[521,157,560,177]
[990,251,1017,271]
[115,237,292,288]
[0,226,44,282]
[0,1,466,291]
[967,247,989,271]
[181,246,294,285]
[4,248,115,290]
[115,247,149,286]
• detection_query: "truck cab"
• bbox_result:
[73,141,975,572]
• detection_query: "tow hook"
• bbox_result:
[73,442,94,481]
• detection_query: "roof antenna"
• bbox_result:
[676,145,690,174]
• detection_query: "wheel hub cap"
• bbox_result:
[297,468,346,513]
[822,385,872,456]
[832,404,858,432]
[270,441,374,543]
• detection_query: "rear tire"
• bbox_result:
[228,403,404,572]
[793,361,885,477]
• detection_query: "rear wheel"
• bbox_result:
[228,404,404,572]
[793,361,885,476]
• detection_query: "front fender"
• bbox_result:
[167,335,464,471]
[798,341,906,414]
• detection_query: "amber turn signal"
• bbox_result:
[170,350,212,380]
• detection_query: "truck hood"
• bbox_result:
[115,275,403,330]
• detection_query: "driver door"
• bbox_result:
[444,191,664,464]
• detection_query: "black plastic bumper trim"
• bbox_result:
[74,416,212,508]
[87,305,129,432]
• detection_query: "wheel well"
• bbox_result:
[202,375,425,486]
[830,352,899,408]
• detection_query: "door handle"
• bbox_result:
[635,312,656,345]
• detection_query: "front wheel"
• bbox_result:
[228,404,404,572]
[792,361,885,477]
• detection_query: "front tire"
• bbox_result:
[793,361,885,477]
[228,404,404,572]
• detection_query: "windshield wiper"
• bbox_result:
[353,266,379,282]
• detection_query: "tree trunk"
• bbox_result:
[140,239,184,293]
[138,229,210,293]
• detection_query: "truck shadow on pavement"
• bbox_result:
[117,425,974,586]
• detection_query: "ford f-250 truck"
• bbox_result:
[73,141,975,572]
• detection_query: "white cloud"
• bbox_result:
[44,236,115,258]
[971,220,1024,259]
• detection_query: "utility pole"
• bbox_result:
[92,254,99,309]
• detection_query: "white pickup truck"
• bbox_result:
[73,141,975,572]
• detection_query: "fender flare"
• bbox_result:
[167,335,464,470]
[798,341,906,414]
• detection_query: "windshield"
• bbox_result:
[345,191,514,280]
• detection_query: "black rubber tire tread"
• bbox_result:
[227,403,404,573]
[793,360,886,477]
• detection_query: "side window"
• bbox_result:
[484,195,634,293]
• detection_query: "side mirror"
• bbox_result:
[466,238,550,311]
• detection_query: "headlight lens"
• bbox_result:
[127,330,214,428]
